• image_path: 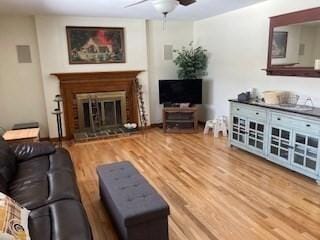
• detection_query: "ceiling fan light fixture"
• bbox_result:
[153,0,178,15]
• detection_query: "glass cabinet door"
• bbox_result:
[231,116,247,144]
[269,126,292,164]
[248,120,265,152]
[292,132,319,174]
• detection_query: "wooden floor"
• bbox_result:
[66,128,320,240]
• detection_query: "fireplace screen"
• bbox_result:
[76,92,127,132]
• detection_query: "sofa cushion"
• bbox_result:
[13,148,74,182]
[11,141,56,162]
[0,136,17,184]
[9,170,81,210]
[29,200,92,240]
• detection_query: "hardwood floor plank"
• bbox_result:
[66,129,320,240]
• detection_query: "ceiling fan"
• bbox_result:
[125,0,196,17]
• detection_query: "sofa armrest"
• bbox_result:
[11,142,56,161]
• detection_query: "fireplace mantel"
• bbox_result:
[51,70,144,139]
[51,70,144,82]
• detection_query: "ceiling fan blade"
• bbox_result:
[178,0,196,6]
[124,0,149,8]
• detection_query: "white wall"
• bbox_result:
[147,20,194,123]
[35,16,150,138]
[0,16,48,137]
[194,0,320,120]
[314,27,320,60]
[298,26,318,67]
[0,16,193,137]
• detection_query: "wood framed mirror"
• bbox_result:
[266,7,320,78]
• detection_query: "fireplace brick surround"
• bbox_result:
[51,71,143,139]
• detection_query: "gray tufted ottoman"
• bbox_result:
[97,161,170,240]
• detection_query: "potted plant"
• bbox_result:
[173,42,208,79]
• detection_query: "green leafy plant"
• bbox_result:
[173,42,208,79]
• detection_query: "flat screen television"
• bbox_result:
[159,79,202,104]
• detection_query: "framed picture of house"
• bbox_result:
[66,26,125,64]
[272,31,288,59]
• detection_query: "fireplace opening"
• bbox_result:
[76,91,127,133]
[73,90,139,141]
[81,101,123,127]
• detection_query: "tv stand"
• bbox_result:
[162,107,198,133]
[163,102,180,108]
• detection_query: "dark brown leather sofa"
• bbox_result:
[0,136,92,240]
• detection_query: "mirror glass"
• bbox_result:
[271,20,320,67]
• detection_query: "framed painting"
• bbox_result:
[272,31,288,59]
[66,26,125,64]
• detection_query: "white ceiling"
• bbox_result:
[0,0,267,20]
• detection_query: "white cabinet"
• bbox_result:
[229,101,320,182]
[247,119,266,155]
[291,132,320,179]
[268,125,292,167]
[231,113,266,157]
[231,115,247,145]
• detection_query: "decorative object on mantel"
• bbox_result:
[135,79,148,129]
[173,42,208,79]
[52,94,63,147]
[66,26,125,64]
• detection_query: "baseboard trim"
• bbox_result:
[150,122,204,128]
[46,137,67,142]
[43,123,204,141]
[150,123,163,128]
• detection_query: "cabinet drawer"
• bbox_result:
[270,113,294,126]
[271,112,320,134]
[231,104,267,120]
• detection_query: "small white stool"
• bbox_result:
[204,116,228,137]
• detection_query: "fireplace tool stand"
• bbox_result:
[88,96,101,133]
[52,95,63,148]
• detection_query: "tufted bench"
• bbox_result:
[97,161,170,240]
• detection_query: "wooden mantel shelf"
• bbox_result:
[51,70,145,82]
[51,70,144,139]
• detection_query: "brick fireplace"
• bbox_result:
[51,71,143,139]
